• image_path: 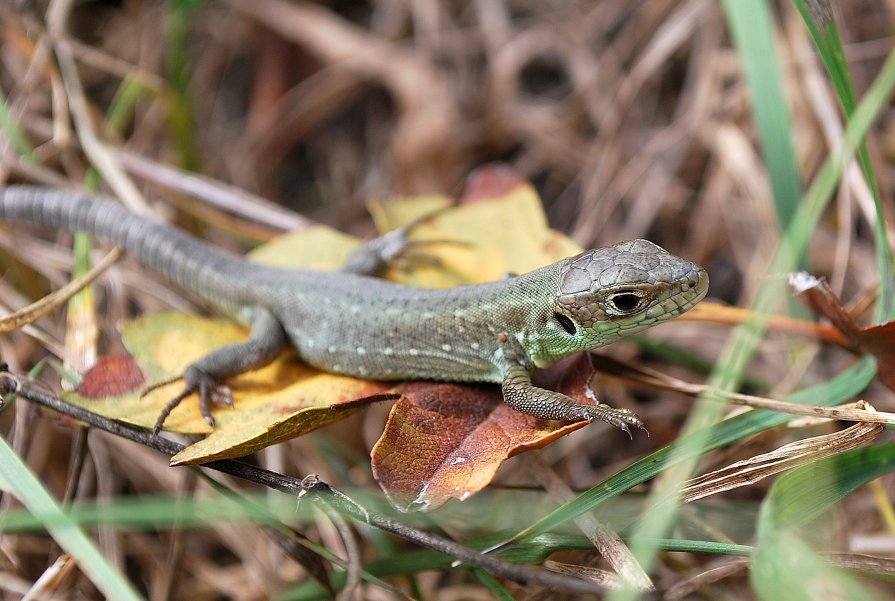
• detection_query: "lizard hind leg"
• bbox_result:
[340,206,468,277]
[144,306,287,435]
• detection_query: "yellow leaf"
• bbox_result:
[247,224,360,270]
[65,313,392,464]
[371,182,582,288]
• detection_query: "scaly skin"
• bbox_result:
[0,186,709,434]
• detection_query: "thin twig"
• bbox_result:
[114,150,311,232]
[0,248,122,333]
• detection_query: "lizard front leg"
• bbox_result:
[150,306,286,434]
[498,334,646,436]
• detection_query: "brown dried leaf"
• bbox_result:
[856,321,895,392]
[789,272,862,344]
[790,272,895,392]
[370,356,605,512]
[682,408,884,502]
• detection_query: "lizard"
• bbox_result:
[0,185,709,435]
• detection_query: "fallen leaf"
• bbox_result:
[369,169,582,288]
[65,313,394,464]
[788,272,862,344]
[855,321,895,391]
[77,355,145,398]
[247,224,360,269]
[790,272,895,391]
[370,356,606,512]
[460,163,530,204]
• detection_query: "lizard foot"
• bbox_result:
[341,207,469,276]
[500,360,648,438]
[573,403,648,439]
[142,366,233,435]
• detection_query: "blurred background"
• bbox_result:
[1,1,894,599]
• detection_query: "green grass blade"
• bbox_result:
[793,0,895,320]
[164,0,204,170]
[281,534,755,601]
[498,357,875,543]
[612,39,895,595]
[0,490,298,532]
[762,442,895,530]
[723,0,802,228]
[804,43,895,323]
[752,443,895,601]
[794,1,856,110]
[0,90,38,163]
[0,435,142,601]
[473,568,517,601]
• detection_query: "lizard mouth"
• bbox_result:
[667,265,709,318]
[627,263,708,326]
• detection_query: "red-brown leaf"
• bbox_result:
[77,355,145,398]
[789,272,862,345]
[857,321,895,391]
[791,272,895,392]
[460,163,528,204]
[371,355,609,511]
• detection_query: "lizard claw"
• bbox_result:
[143,367,233,435]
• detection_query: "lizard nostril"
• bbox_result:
[554,312,577,335]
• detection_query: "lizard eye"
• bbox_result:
[608,291,645,315]
[554,312,577,335]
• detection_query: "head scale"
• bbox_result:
[531,239,708,367]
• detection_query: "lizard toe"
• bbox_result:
[148,367,234,434]
[186,366,233,427]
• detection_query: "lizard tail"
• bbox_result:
[0,186,258,311]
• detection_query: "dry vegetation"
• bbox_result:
[1,0,895,599]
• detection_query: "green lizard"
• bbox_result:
[0,186,708,435]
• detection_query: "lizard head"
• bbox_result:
[530,239,708,367]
